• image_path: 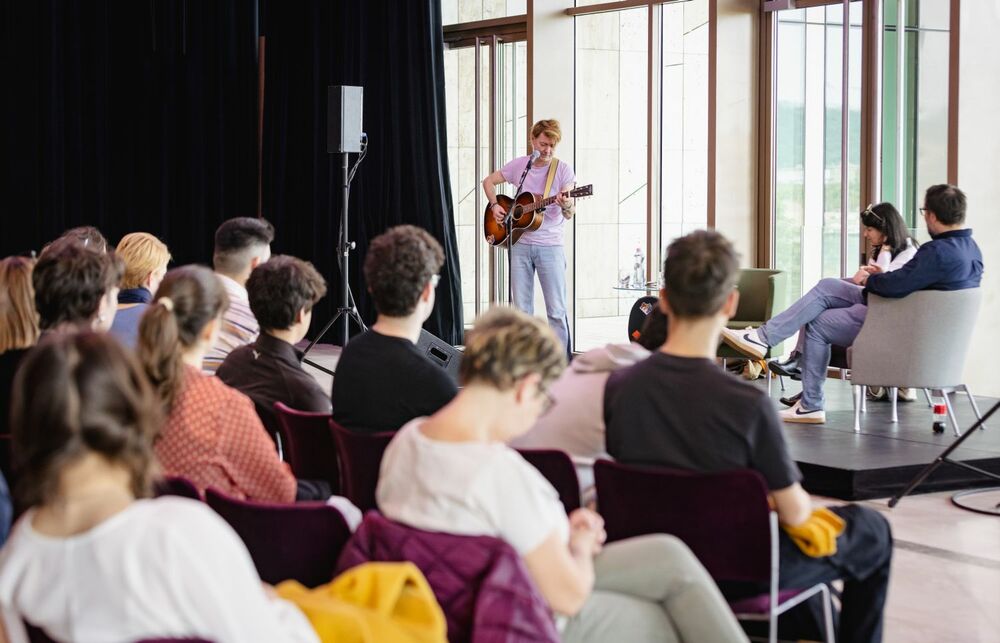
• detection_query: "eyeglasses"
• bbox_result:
[862,203,883,224]
[918,207,928,216]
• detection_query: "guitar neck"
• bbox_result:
[523,191,569,214]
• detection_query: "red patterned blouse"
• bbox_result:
[155,366,297,503]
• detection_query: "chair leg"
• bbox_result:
[943,392,963,437]
[853,385,863,433]
[820,584,835,643]
[890,387,899,423]
[767,369,772,397]
[961,385,988,431]
[861,385,867,414]
[779,374,786,392]
[922,387,933,408]
[769,608,778,643]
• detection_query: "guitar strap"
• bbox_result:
[542,157,559,201]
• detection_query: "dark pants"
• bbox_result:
[779,504,893,643]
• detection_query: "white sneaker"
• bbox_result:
[779,401,826,424]
[720,326,769,360]
[898,387,917,402]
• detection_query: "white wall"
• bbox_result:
[958,2,1000,397]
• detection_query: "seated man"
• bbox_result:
[722,184,983,423]
[510,307,667,491]
[109,232,172,349]
[217,255,331,442]
[605,230,893,643]
[203,217,274,373]
[331,225,457,433]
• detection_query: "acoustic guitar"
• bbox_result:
[483,184,593,247]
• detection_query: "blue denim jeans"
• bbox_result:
[511,242,571,352]
[759,278,867,410]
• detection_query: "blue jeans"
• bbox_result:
[511,243,571,352]
[759,278,867,410]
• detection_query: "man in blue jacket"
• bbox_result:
[722,184,983,423]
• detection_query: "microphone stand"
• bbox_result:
[507,153,537,306]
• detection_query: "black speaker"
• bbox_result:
[327,85,364,153]
[417,329,462,385]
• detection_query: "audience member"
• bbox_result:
[32,238,123,334]
[378,308,747,643]
[0,332,318,642]
[109,232,172,349]
[332,225,457,433]
[218,255,331,441]
[0,256,40,437]
[605,230,893,643]
[723,187,982,422]
[203,217,274,373]
[40,225,109,255]
[511,308,668,491]
[137,265,298,502]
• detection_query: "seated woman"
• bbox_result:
[722,203,918,423]
[109,232,172,349]
[137,265,298,503]
[378,308,747,643]
[0,332,318,643]
[0,256,40,438]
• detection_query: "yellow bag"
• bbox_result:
[277,562,447,643]
[781,507,846,558]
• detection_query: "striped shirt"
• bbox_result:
[203,273,259,374]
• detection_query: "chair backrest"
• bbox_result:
[273,402,340,493]
[338,512,559,643]
[153,475,202,501]
[329,419,394,512]
[851,288,982,388]
[594,460,772,583]
[517,449,581,514]
[732,269,785,324]
[205,488,351,588]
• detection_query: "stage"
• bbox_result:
[768,377,1000,500]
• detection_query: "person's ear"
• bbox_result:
[658,289,672,316]
[722,289,740,319]
[199,317,219,344]
[514,373,541,405]
[250,256,262,271]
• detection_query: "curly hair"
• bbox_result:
[363,225,444,317]
[661,230,740,319]
[33,238,125,329]
[10,332,161,507]
[247,255,327,331]
[459,308,566,391]
[0,256,40,352]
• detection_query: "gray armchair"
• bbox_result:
[849,289,984,435]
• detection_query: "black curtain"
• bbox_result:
[260,0,463,345]
[0,1,259,265]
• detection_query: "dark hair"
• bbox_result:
[363,225,444,317]
[459,308,566,390]
[635,307,668,351]
[10,332,161,507]
[661,230,740,319]
[137,266,229,410]
[213,217,275,275]
[924,184,966,225]
[247,255,327,331]
[860,202,917,259]
[32,238,124,329]
[57,226,109,253]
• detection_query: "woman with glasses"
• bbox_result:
[721,202,919,424]
[377,308,748,643]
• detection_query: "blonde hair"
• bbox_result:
[531,119,562,145]
[459,308,566,391]
[116,233,171,289]
[0,256,40,352]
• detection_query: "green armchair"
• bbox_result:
[718,269,788,361]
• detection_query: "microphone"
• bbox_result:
[529,149,540,162]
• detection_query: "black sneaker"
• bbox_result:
[779,391,802,408]
[768,356,802,379]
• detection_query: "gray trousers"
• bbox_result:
[562,534,748,643]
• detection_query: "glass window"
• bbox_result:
[443,0,527,26]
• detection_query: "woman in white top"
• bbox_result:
[0,333,318,643]
[378,308,747,643]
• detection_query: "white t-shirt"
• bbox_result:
[377,419,570,555]
[0,497,318,643]
[871,238,918,272]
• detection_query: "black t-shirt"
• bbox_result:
[0,348,30,436]
[331,330,458,434]
[604,352,801,491]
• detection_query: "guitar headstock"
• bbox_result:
[569,184,593,198]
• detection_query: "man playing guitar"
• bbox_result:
[481,119,576,353]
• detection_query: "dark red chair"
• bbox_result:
[593,460,833,643]
[273,402,340,493]
[517,449,581,514]
[329,419,394,512]
[153,475,202,501]
[205,488,351,588]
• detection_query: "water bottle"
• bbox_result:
[931,392,948,434]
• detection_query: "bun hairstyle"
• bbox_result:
[137,265,229,410]
[10,332,161,507]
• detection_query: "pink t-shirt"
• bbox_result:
[500,156,576,247]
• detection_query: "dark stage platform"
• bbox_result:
[766,378,1000,500]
